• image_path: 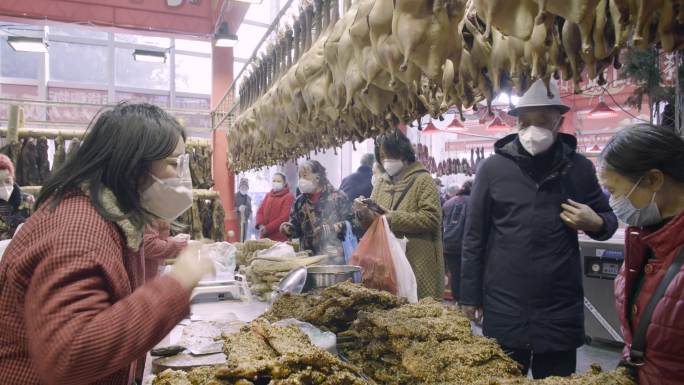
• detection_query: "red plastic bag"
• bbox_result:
[350,217,398,294]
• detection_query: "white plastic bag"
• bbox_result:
[381,216,418,303]
[274,319,337,354]
[255,242,296,260]
[201,242,236,281]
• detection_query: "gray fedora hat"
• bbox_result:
[508,79,571,116]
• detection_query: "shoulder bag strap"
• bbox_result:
[392,170,428,211]
[628,246,684,366]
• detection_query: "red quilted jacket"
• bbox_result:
[0,191,192,385]
[615,210,684,385]
[256,187,294,242]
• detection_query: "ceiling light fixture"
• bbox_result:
[587,96,618,119]
[214,22,238,48]
[133,49,167,63]
[7,36,48,53]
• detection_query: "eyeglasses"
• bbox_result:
[172,153,190,179]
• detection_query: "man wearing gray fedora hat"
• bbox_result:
[459,80,618,379]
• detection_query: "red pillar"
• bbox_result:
[211,45,239,242]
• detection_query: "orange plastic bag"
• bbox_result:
[350,217,398,294]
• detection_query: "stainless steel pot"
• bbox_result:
[303,265,362,292]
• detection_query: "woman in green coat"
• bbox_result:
[355,129,445,299]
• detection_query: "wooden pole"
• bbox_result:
[7,105,23,143]
[20,186,220,199]
[0,127,211,147]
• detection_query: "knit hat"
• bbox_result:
[0,154,15,177]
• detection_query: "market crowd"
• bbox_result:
[1,79,684,384]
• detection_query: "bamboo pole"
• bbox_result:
[186,138,212,147]
[20,186,41,197]
[192,189,220,199]
[0,127,212,147]
[0,127,84,140]
[7,105,23,143]
[20,186,220,200]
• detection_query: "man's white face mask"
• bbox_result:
[517,114,561,156]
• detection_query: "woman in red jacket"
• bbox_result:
[0,103,214,385]
[256,172,294,242]
[600,124,684,385]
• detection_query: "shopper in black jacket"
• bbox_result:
[442,181,472,302]
[460,80,618,379]
[340,154,374,201]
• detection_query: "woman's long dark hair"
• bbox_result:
[601,124,684,183]
[374,129,417,166]
[36,103,186,228]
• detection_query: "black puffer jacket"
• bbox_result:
[460,133,618,352]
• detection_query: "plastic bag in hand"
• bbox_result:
[351,216,417,303]
[350,216,398,295]
[200,242,236,281]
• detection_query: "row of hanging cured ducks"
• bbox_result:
[230,0,683,171]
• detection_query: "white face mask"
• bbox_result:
[518,125,555,156]
[141,154,193,221]
[0,184,13,202]
[299,178,317,194]
[239,186,249,194]
[609,177,662,227]
[383,159,404,177]
[272,182,284,192]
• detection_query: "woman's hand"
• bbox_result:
[313,224,333,239]
[353,197,384,227]
[173,233,191,242]
[258,225,267,238]
[168,242,215,290]
[280,222,294,237]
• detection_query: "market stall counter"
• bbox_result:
[143,288,268,381]
[146,282,635,385]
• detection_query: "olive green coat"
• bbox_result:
[371,161,444,299]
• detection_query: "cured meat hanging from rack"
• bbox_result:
[187,143,214,189]
[211,200,226,242]
[53,135,66,171]
[198,198,212,239]
[17,138,40,186]
[67,138,81,159]
[189,198,204,240]
[36,137,51,183]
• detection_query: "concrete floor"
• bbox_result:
[471,324,623,375]
[577,342,623,374]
